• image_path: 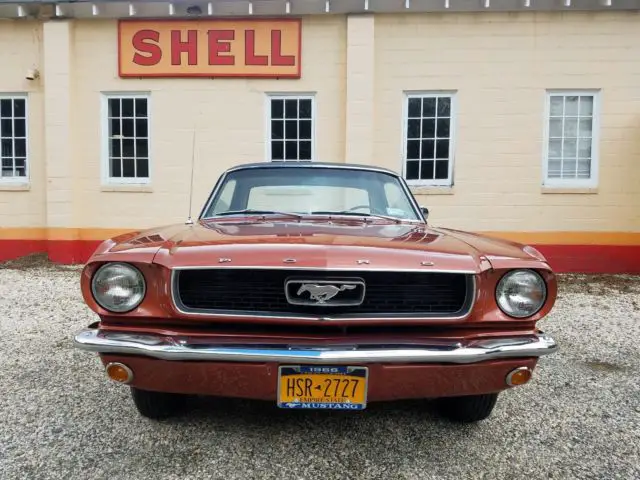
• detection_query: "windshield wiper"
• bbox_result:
[214,209,303,219]
[310,210,402,224]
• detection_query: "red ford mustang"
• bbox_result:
[74,162,558,422]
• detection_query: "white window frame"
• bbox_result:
[401,91,457,187]
[265,93,316,162]
[0,94,29,185]
[100,92,152,185]
[542,89,600,188]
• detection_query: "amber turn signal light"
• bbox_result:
[505,367,532,387]
[105,362,134,384]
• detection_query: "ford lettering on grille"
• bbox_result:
[285,278,366,307]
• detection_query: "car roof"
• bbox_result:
[224,162,400,176]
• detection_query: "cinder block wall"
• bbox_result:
[374,12,640,233]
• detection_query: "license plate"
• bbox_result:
[277,365,368,410]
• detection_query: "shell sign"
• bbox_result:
[118,19,301,78]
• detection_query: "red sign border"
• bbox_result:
[117,17,302,79]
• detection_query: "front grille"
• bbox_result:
[173,268,474,319]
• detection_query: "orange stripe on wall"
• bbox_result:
[0,228,133,241]
[0,228,639,245]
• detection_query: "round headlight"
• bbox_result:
[496,269,546,318]
[91,262,146,313]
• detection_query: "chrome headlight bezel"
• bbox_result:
[496,269,547,319]
[91,262,146,313]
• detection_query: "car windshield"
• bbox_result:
[201,166,422,221]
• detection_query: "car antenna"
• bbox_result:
[185,125,197,225]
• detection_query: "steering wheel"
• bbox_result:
[346,205,386,215]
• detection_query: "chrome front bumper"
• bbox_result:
[73,328,558,365]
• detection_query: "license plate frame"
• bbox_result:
[277,365,369,410]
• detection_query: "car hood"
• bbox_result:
[98,218,544,273]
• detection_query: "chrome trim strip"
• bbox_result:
[169,269,476,321]
[73,329,558,364]
[170,265,478,274]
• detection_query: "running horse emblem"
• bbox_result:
[296,284,357,304]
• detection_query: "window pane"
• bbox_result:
[422,119,435,138]
[549,118,563,138]
[110,158,122,177]
[408,98,421,117]
[122,119,134,137]
[579,96,593,116]
[0,100,11,117]
[122,158,135,177]
[14,119,25,137]
[405,161,419,180]
[564,118,578,137]
[13,100,25,118]
[271,100,284,119]
[562,159,577,178]
[15,157,24,168]
[563,139,577,157]
[406,140,419,160]
[2,158,11,168]
[436,119,450,138]
[421,140,435,159]
[284,99,298,118]
[577,158,591,178]
[422,98,436,117]
[299,99,312,119]
[285,140,297,160]
[15,166,26,176]
[110,139,121,157]
[548,158,561,178]
[271,120,284,140]
[435,160,449,179]
[123,139,134,157]
[14,138,26,157]
[435,139,449,159]
[579,119,592,137]
[136,158,149,177]
[299,120,311,140]
[135,99,147,117]
[437,97,451,117]
[407,119,420,139]
[285,120,297,139]
[135,119,148,138]
[549,139,562,158]
[578,138,592,158]
[271,140,284,160]
[122,99,135,117]
[110,118,121,136]
[420,160,434,180]
[109,98,121,117]
[1,119,12,137]
[549,97,563,116]
[136,139,148,157]
[565,96,579,116]
[1,139,12,156]
[299,141,312,160]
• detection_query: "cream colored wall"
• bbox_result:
[71,17,346,229]
[0,21,45,228]
[374,12,640,233]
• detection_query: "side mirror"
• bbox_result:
[420,206,429,221]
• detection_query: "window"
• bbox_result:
[201,166,420,221]
[267,95,314,162]
[403,92,455,186]
[544,91,599,187]
[0,95,28,182]
[102,93,150,183]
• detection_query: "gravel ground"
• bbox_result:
[0,257,639,480]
